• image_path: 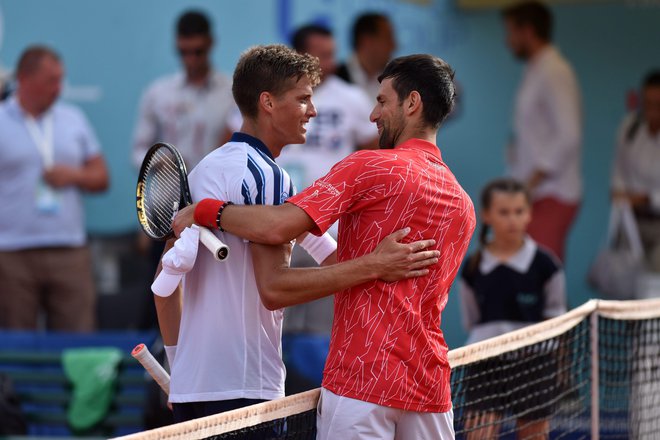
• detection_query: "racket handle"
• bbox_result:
[132,343,170,395]
[199,227,230,261]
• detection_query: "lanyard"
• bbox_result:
[24,113,54,168]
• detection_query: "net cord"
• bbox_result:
[449,300,595,367]
[449,298,660,367]
[113,388,320,440]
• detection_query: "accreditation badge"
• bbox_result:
[35,179,61,214]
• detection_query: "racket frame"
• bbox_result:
[136,142,229,261]
[136,142,191,241]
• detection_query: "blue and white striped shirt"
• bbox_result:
[170,132,293,403]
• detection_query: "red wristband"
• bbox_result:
[194,199,224,229]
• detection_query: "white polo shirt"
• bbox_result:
[169,132,293,403]
[131,70,235,170]
[509,45,582,203]
[0,96,102,250]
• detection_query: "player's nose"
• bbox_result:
[308,100,318,118]
[370,107,379,123]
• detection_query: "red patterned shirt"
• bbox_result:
[286,138,475,412]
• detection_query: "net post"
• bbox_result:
[590,306,600,440]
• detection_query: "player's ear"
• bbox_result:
[405,91,422,116]
[259,92,274,114]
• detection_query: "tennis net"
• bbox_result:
[115,298,660,439]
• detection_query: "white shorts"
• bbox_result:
[316,387,455,440]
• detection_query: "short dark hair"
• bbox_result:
[291,24,333,53]
[16,45,60,77]
[351,12,389,50]
[643,70,660,89]
[502,1,553,42]
[177,10,211,37]
[232,44,321,120]
[378,54,456,129]
[480,177,531,211]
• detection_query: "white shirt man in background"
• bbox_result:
[336,13,397,103]
[131,10,235,170]
[0,46,109,331]
[503,0,582,262]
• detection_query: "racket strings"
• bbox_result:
[142,149,183,238]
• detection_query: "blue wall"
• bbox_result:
[1,0,659,348]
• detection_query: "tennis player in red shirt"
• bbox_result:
[175,54,475,439]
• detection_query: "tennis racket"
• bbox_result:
[132,343,170,395]
[136,142,229,261]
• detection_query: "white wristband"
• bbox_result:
[299,232,337,264]
[164,345,177,368]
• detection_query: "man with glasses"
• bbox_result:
[131,9,235,170]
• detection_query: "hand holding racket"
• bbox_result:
[136,143,229,261]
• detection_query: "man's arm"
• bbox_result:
[251,228,439,310]
[527,169,549,193]
[153,239,182,346]
[173,202,314,245]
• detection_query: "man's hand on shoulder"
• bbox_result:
[366,228,439,282]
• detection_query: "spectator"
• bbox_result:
[131,9,235,170]
[459,178,566,440]
[336,12,397,102]
[502,0,582,262]
[0,45,109,331]
[611,70,660,272]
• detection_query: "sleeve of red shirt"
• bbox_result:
[285,151,370,236]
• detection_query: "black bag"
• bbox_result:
[0,372,28,435]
